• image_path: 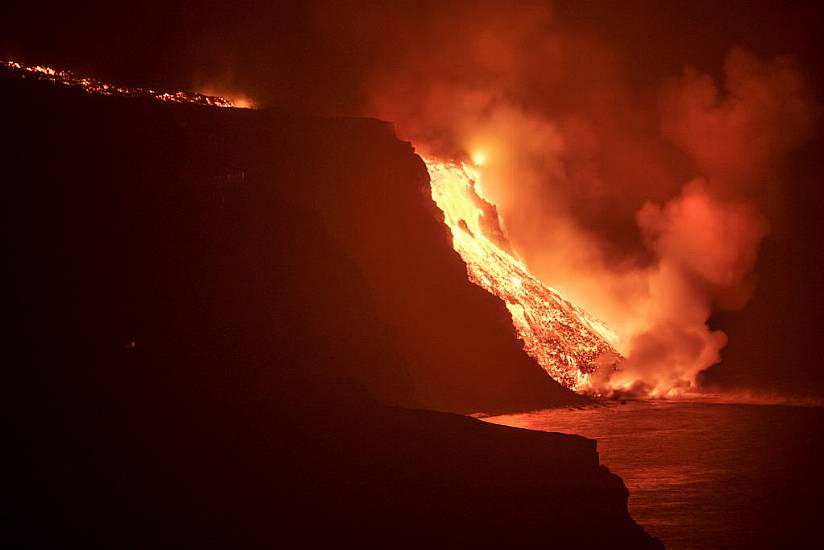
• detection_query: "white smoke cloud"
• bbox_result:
[365,6,818,396]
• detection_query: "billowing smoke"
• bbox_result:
[363,3,818,396]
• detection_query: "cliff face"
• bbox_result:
[4,75,582,413]
[6,71,659,547]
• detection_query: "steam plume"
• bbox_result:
[365,5,818,396]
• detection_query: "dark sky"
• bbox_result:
[4,1,822,113]
[4,1,824,397]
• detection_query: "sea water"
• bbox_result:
[486,400,824,549]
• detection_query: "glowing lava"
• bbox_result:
[1,60,246,108]
[471,151,487,166]
[426,158,622,392]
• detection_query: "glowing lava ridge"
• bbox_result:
[1,60,238,108]
[426,159,622,393]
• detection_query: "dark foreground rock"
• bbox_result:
[5,69,661,548]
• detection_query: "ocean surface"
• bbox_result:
[486,400,824,549]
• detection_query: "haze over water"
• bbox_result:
[486,400,824,549]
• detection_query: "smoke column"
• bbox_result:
[364,3,818,396]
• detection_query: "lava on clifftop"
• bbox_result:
[426,159,622,392]
[1,60,242,108]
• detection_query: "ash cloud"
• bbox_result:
[360,3,819,395]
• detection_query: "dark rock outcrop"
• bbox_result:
[5,69,660,548]
[5,66,581,414]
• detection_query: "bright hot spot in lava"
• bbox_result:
[426,158,622,393]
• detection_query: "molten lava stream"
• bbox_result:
[424,158,621,394]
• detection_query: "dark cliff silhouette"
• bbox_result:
[5,69,661,548]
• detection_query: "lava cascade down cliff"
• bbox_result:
[426,160,622,392]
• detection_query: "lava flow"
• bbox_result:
[426,159,621,393]
[1,60,243,108]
